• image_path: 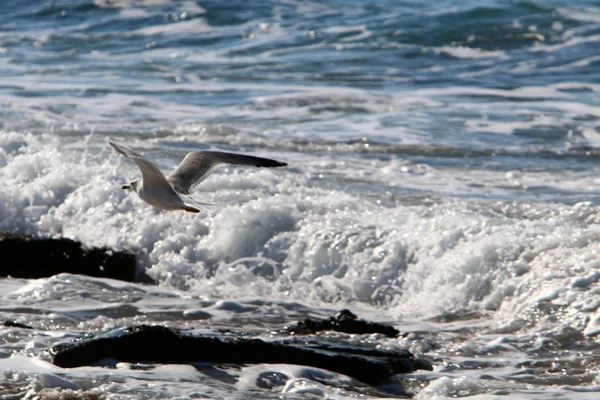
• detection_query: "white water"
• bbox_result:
[1,130,600,398]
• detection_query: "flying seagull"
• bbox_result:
[109,141,287,213]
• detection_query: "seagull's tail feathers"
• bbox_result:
[182,204,201,213]
[181,194,219,212]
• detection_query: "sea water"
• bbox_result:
[1,0,600,398]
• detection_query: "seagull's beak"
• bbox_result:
[122,184,131,190]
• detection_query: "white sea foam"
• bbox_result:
[557,7,600,23]
[531,33,600,53]
[415,85,567,100]
[2,130,600,343]
[118,8,150,19]
[133,18,212,36]
[435,46,506,59]
[417,378,600,400]
[538,55,600,72]
[93,0,172,8]
[179,1,207,15]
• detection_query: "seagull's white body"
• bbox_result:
[109,141,287,213]
[137,179,193,212]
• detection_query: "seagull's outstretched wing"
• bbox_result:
[109,141,173,191]
[167,151,287,194]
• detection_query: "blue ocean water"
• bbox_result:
[1,0,600,398]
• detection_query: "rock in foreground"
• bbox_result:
[51,325,432,386]
[0,233,147,283]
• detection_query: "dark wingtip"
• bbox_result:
[108,140,120,153]
[271,160,287,168]
[256,160,287,168]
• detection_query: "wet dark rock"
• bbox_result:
[0,233,150,283]
[256,371,289,389]
[2,320,34,329]
[50,324,432,386]
[285,309,401,338]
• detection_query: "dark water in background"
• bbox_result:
[1,1,600,399]
[2,0,599,144]
[2,0,600,203]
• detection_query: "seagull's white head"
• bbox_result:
[122,179,141,192]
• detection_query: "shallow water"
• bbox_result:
[1,0,600,398]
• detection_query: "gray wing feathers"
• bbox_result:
[109,141,144,159]
[109,141,173,190]
[167,151,287,194]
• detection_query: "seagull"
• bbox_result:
[109,141,287,213]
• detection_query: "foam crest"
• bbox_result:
[93,0,172,8]
[434,46,506,59]
[133,17,211,36]
[0,133,83,234]
[3,131,600,340]
[144,196,299,288]
[170,193,600,338]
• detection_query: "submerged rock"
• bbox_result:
[2,320,34,329]
[50,324,432,386]
[285,309,401,338]
[0,233,149,283]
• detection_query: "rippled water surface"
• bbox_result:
[1,0,600,399]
